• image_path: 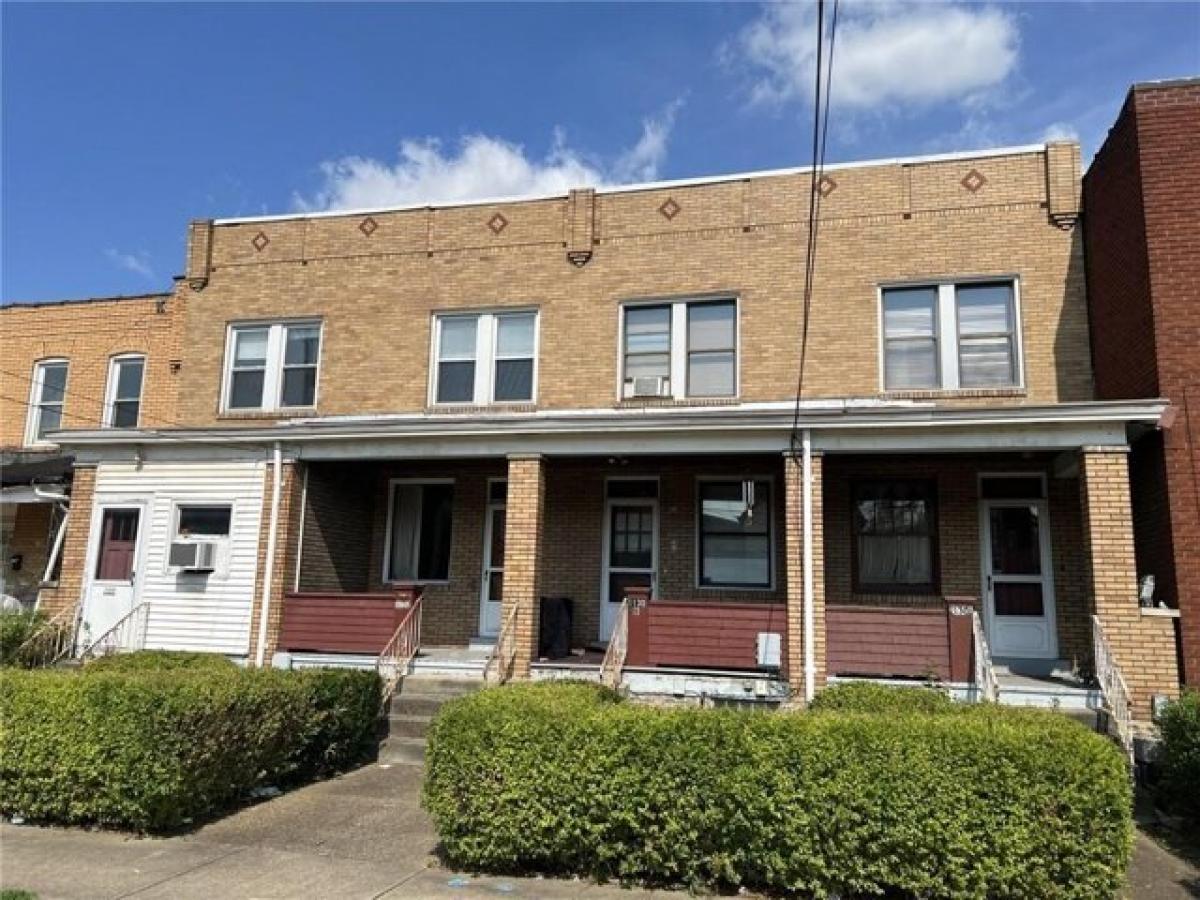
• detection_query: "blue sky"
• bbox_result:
[2,2,1197,303]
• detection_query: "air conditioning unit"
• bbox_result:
[169,540,217,571]
[629,375,669,398]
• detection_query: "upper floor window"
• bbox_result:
[25,360,68,444]
[880,280,1020,391]
[432,311,537,405]
[104,355,145,428]
[622,298,737,400]
[223,321,321,412]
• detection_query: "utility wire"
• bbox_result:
[1,365,197,432]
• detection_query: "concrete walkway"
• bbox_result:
[2,761,1196,899]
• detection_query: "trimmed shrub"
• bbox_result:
[1157,689,1200,824]
[84,650,238,673]
[0,610,45,667]
[424,683,1132,899]
[0,665,381,831]
[809,680,955,713]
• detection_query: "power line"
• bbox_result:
[0,365,193,432]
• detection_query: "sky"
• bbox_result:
[2,1,1198,303]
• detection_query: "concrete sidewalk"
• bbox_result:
[2,761,1196,899]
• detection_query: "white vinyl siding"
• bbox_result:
[90,461,265,655]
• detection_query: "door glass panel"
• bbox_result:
[609,571,651,605]
[610,506,653,569]
[96,509,139,580]
[989,506,1041,575]
[994,582,1044,617]
[488,571,503,605]
[489,508,506,564]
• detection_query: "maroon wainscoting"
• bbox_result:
[278,587,419,654]
[826,600,976,681]
[626,597,787,671]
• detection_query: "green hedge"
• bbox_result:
[809,680,955,713]
[0,610,46,668]
[84,650,239,673]
[1157,690,1200,824]
[0,663,381,832]
[424,682,1132,899]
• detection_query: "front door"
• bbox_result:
[601,496,658,641]
[478,486,505,638]
[982,499,1057,659]
[81,505,144,648]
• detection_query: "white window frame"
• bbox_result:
[220,319,323,413]
[24,358,69,446]
[877,277,1024,392]
[428,309,539,406]
[694,474,776,591]
[165,501,234,576]
[103,353,146,428]
[617,296,740,401]
[382,477,456,585]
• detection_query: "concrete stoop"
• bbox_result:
[378,676,482,766]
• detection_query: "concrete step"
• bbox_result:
[387,714,430,739]
[390,694,452,717]
[378,737,427,766]
[399,675,485,696]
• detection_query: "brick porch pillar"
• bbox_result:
[248,459,303,665]
[1080,447,1180,722]
[35,465,97,617]
[784,449,826,701]
[502,454,545,680]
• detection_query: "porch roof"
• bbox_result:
[48,398,1166,462]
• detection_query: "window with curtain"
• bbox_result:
[882,287,939,389]
[956,282,1017,387]
[621,297,738,399]
[853,480,937,591]
[698,479,772,588]
[433,311,537,404]
[387,482,454,582]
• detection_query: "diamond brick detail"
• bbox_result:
[359,216,378,236]
[817,174,838,197]
[961,169,987,193]
[658,198,681,220]
[487,213,509,235]
[251,231,270,252]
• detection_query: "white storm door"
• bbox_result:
[478,498,505,638]
[600,497,658,641]
[80,504,145,650]
[982,499,1058,659]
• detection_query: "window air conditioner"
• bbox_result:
[630,375,669,398]
[169,540,217,571]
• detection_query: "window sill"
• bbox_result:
[217,408,317,420]
[880,388,1026,400]
[424,403,537,415]
[383,579,450,587]
[1140,606,1180,618]
[616,397,741,409]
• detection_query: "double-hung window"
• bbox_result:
[385,480,455,582]
[105,355,145,428]
[853,480,937,592]
[880,280,1020,391]
[224,321,321,411]
[25,360,68,444]
[622,297,737,399]
[698,478,772,588]
[432,311,537,405]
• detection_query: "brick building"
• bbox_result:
[1083,78,1200,684]
[4,140,1180,729]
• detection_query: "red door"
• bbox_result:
[95,508,140,581]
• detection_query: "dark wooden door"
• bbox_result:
[95,508,140,581]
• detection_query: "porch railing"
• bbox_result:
[13,600,82,668]
[483,601,521,685]
[376,593,423,700]
[969,610,1000,703]
[79,602,151,660]
[599,599,630,690]
[1092,615,1135,764]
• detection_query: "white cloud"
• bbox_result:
[1040,121,1080,143]
[731,2,1019,111]
[104,248,155,280]
[294,101,684,212]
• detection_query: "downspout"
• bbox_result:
[802,428,815,703]
[255,441,283,668]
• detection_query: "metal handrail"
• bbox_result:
[599,598,629,690]
[12,600,82,668]
[483,601,521,685]
[376,595,423,701]
[970,610,1000,703]
[1092,615,1135,765]
[79,602,151,660]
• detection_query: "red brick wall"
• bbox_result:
[1084,80,1200,683]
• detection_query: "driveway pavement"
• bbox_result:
[1,761,1196,899]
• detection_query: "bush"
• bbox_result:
[0,665,381,831]
[424,683,1132,899]
[809,680,955,714]
[1157,690,1200,824]
[84,650,238,673]
[0,610,45,667]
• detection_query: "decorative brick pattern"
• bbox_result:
[1079,448,1179,720]
[502,455,545,677]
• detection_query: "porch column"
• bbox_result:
[35,465,97,618]
[784,448,826,701]
[1079,447,1180,722]
[502,454,545,680]
[249,459,303,665]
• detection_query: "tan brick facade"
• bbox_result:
[502,455,545,679]
[247,460,301,663]
[1079,448,1180,718]
[35,465,96,617]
